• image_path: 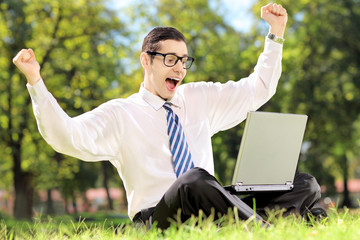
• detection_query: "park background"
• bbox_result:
[0,0,359,221]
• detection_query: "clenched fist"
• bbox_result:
[261,3,288,37]
[13,49,41,86]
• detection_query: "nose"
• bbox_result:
[173,59,185,72]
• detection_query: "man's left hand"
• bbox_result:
[261,3,288,37]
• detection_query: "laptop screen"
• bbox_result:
[231,111,308,186]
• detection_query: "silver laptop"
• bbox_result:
[227,111,308,193]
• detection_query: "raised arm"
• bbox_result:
[12,49,120,161]
[202,3,288,134]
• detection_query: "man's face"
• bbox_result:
[143,39,188,100]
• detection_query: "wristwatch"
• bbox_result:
[267,33,285,44]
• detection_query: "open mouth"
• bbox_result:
[165,77,180,91]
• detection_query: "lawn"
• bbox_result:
[1,208,360,240]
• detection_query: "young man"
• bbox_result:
[13,3,322,228]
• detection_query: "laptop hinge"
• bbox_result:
[234,182,248,192]
[286,181,293,190]
[233,182,294,192]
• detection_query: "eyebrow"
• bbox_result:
[164,52,189,57]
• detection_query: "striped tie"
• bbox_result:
[163,102,194,178]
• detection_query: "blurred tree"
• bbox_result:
[254,0,360,207]
[3,0,357,219]
[0,0,129,219]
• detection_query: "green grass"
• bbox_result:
[1,208,360,240]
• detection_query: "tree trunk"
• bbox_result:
[340,155,352,208]
[13,171,33,219]
[102,161,113,210]
[72,194,77,214]
[6,1,61,219]
[10,93,34,220]
[46,189,55,215]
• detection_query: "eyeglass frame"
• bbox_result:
[146,51,195,69]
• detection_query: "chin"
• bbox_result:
[162,93,175,101]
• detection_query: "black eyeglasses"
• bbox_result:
[146,51,195,69]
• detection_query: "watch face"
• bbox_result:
[268,33,284,44]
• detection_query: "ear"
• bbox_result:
[140,52,151,70]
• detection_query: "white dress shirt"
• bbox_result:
[27,37,283,219]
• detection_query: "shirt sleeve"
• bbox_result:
[196,37,283,135]
[27,80,122,161]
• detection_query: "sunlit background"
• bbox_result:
[1,0,359,220]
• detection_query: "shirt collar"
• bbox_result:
[139,83,181,111]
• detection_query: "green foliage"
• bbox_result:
[252,0,360,202]
[2,0,360,218]
[0,0,129,217]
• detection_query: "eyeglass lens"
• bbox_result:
[164,55,192,69]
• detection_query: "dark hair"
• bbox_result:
[141,27,186,53]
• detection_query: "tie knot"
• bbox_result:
[163,102,172,112]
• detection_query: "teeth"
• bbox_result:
[168,77,180,81]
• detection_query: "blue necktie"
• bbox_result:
[163,102,194,178]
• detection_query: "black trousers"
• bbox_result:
[133,167,321,229]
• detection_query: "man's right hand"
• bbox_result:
[13,49,41,86]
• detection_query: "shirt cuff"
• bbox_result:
[264,36,283,53]
[26,79,49,104]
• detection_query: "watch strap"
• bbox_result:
[267,33,285,44]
